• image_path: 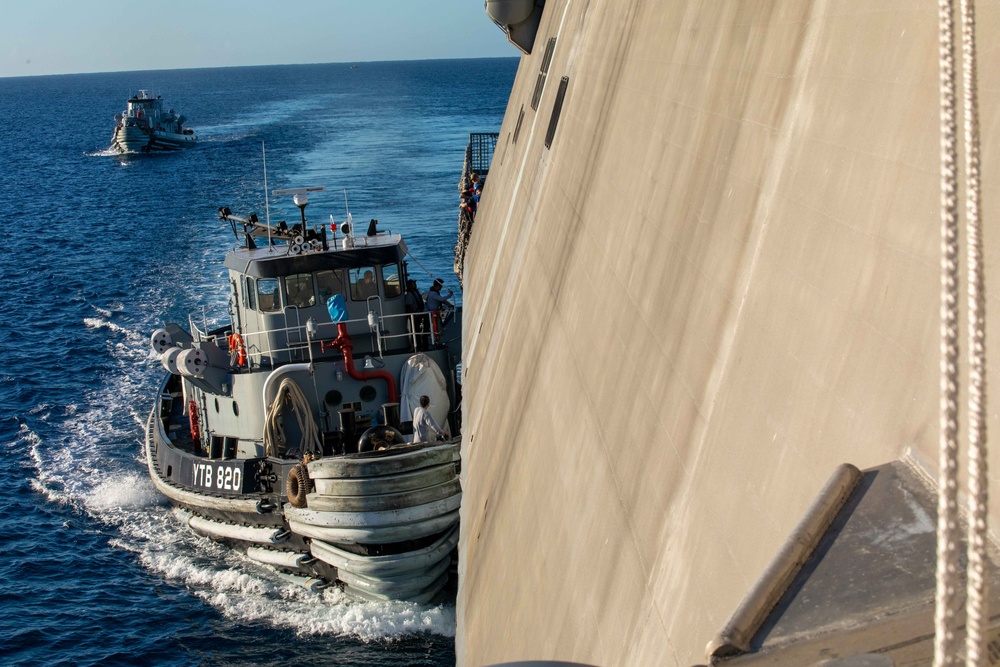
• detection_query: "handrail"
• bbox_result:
[200,311,442,367]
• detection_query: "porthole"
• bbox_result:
[359,385,377,403]
[325,390,343,406]
[233,401,240,417]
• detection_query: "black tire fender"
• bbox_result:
[285,464,310,508]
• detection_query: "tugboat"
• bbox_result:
[112,90,197,154]
[145,187,462,603]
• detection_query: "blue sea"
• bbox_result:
[0,58,515,666]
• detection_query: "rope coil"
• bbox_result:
[263,377,322,459]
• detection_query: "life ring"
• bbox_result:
[188,399,200,443]
[228,333,247,367]
[286,464,311,508]
[358,425,406,453]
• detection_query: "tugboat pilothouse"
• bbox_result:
[146,187,462,603]
[112,90,197,154]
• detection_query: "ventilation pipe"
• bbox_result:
[328,323,398,403]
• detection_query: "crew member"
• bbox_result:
[412,395,447,443]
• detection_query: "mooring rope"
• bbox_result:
[263,377,322,459]
[934,0,961,663]
[961,0,989,663]
[935,0,989,664]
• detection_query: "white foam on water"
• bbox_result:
[113,508,456,640]
[85,317,144,346]
[196,95,338,142]
[89,302,123,318]
[201,585,457,641]
[86,471,164,511]
[88,147,119,158]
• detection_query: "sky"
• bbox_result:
[0,0,516,78]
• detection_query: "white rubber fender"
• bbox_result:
[399,353,449,424]
[176,507,288,544]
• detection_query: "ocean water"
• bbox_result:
[0,58,515,667]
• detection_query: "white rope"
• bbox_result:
[935,0,990,664]
[961,0,989,663]
[263,377,322,459]
[934,0,961,663]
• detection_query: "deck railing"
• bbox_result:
[191,310,443,370]
[455,132,500,286]
[464,133,499,176]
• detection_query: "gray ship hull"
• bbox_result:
[458,1,1000,665]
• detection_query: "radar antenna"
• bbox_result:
[273,186,328,251]
[272,186,326,229]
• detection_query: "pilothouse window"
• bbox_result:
[285,273,315,308]
[382,264,402,298]
[244,277,256,310]
[350,267,378,301]
[316,270,345,303]
[257,278,280,312]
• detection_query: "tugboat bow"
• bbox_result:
[145,187,462,603]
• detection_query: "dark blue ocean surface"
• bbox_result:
[0,58,515,667]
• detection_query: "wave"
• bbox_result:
[196,94,341,143]
[88,146,122,158]
[128,531,456,640]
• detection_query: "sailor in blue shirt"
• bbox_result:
[424,278,452,313]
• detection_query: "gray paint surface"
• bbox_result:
[458,1,1000,666]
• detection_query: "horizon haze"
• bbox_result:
[1,0,514,78]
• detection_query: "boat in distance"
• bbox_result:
[112,90,197,154]
[145,186,463,603]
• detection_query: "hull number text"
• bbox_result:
[192,462,242,492]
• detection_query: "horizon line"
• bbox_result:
[0,54,521,81]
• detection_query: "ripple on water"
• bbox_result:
[0,58,515,666]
